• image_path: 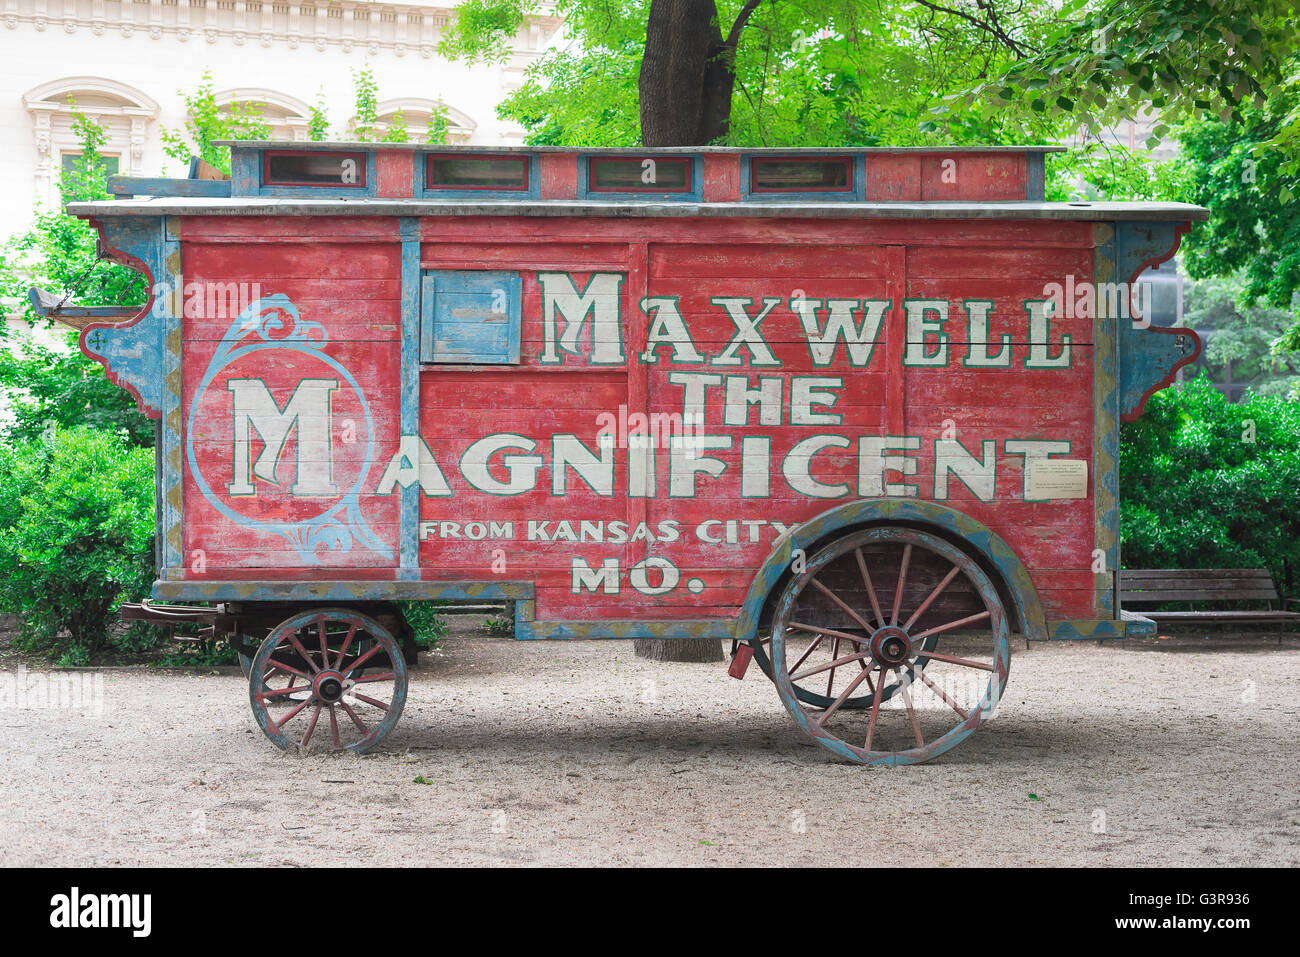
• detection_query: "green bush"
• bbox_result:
[401,600,449,649]
[1120,375,1300,597]
[0,427,157,662]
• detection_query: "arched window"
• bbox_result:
[213,89,314,143]
[365,98,477,144]
[23,77,160,206]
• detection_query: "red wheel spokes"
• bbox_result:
[286,633,321,674]
[317,616,329,666]
[904,565,961,630]
[896,667,924,748]
[826,636,841,696]
[350,691,390,711]
[890,544,912,626]
[334,623,359,671]
[916,648,994,672]
[791,647,873,683]
[261,685,307,699]
[853,547,886,628]
[864,668,885,752]
[816,664,876,727]
[266,657,313,681]
[912,610,991,641]
[919,668,970,720]
[342,642,384,678]
[809,578,874,633]
[301,705,322,748]
[352,671,397,684]
[271,696,314,732]
[328,705,341,748]
[338,701,369,735]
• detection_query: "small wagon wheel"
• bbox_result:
[770,527,1010,765]
[248,607,408,754]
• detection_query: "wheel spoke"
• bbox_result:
[329,705,341,748]
[912,610,992,642]
[903,565,962,630]
[916,648,995,672]
[350,691,390,712]
[896,668,924,748]
[334,623,359,671]
[317,616,329,667]
[271,695,313,732]
[352,671,397,684]
[826,636,841,696]
[919,668,970,720]
[816,664,875,727]
[791,648,873,683]
[789,621,867,645]
[853,547,886,628]
[287,633,321,674]
[809,578,875,633]
[788,632,826,674]
[890,544,913,626]
[864,667,886,753]
[266,657,312,681]
[261,685,308,699]
[342,642,384,678]
[300,705,322,748]
[339,700,370,735]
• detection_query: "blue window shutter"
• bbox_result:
[420,269,522,364]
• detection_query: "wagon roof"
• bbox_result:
[67,197,1209,221]
[213,140,1070,154]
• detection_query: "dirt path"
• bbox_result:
[1,627,1297,866]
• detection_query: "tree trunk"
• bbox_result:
[633,637,725,662]
[638,0,737,147]
[633,0,736,664]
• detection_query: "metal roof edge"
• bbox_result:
[66,198,1209,222]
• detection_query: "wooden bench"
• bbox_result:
[1120,568,1300,629]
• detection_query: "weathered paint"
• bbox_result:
[71,146,1202,651]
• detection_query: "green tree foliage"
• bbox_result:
[350,66,382,142]
[1120,375,1300,596]
[0,428,157,664]
[444,0,1071,148]
[160,70,271,174]
[307,90,331,141]
[0,111,152,446]
[958,0,1298,158]
[1178,273,1300,397]
[1176,82,1300,319]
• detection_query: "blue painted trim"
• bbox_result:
[252,148,380,198]
[420,269,523,364]
[399,217,421,577]
[417,153,541,200]
[1116,221,1201,419]
[740,153,865,202]
[1049,616,1155,639]
[576,154,704,202]
[1026,152,1045,201]
[153,579,534,603]
[1094,225,1120,617]
[230,150,259,196]
[109,177,232,198]
[160,217,184,576]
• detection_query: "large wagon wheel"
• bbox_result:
[770,527,1010,765]
[248,608,408,754]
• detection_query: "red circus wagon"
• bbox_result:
[62,143,1206,764]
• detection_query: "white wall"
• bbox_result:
[0,0,563,235]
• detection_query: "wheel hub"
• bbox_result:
[313,671,346,704]
[870,626,913,667]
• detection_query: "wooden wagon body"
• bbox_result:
[67,144,1206,763]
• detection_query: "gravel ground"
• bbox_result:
[1,623,1297,867]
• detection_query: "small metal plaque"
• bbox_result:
[1027,458,1089,500]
